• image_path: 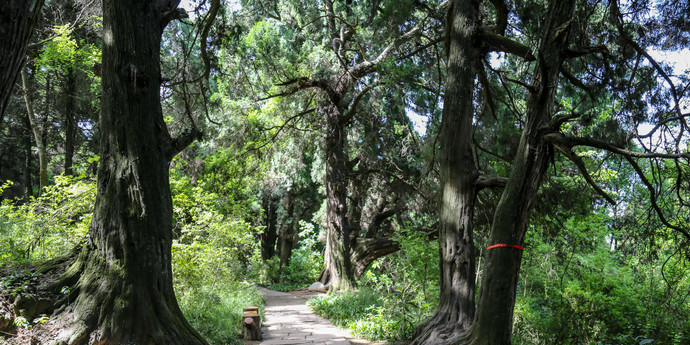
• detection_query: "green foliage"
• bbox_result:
[0,175,95,264]
[177,281,264,345]
[169,170,265,344]
[35,23,102,98]
[0,171,267,345]
[0,270,40,297]
[250,221,323,290]
[307,229,439,342]
[307,289,384,328]
[512,201,690,345]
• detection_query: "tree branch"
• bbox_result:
[339,84,377,126]
[610,0,686,124]
[242,108,316,154]
[169,126,203,160]
[547,112,581,130]
[160,0,187,30]
[487,0,508,34]
[560,65,594,99]
[544,132,690,159]
[624,155,690,241]
[480,32,536,61]
[475,175,508,190]
[396,36,444,61]
[554,145,616,205]
[563,45,609,59]
[349,26,421,79]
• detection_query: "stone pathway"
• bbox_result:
[246,288,383,345]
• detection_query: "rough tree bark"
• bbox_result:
[351,237,400,279]
[439,1,576,344]
[28,1,207,343]
[322,95,356,291]
[465,2,576,344]
[0,0,44,120]
[409,0,481,343]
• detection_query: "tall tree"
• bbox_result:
[233,0,441,291]
[410,0,481,341]
[26,0,208,343]
[0,0,44,120]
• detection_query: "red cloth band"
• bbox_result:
[486,243,524,251]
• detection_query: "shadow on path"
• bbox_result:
[244,288,385,345]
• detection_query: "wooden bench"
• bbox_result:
[242,306,262,340]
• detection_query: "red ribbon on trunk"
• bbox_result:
[486,243,524,251]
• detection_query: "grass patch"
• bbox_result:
[307,289,423,342]
[178,282,264,345]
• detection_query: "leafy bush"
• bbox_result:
[0,176,94,265]
[308,289,383,327]
[307,229,439,342]
[169,172,266,344]
[250,220,323,291]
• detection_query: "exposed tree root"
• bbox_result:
[410,311,470,345]
[3,242,207,345]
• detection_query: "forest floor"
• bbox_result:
[245,288,387,345]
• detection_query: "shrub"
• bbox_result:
[0,176,94,265]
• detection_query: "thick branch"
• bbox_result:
[160,7,188,30]
[259,79,322,101]
[547,111,581,130]
[475,175,508,190]
[352,237,400,279]
[169,126,203,160]
[487,0,508,34]
[563,45,609,59]
[349,26,421,79]
[339,84,376,126]
[480,32,536,61]
[554,145,616,205]
[366,208,397,237]
[560,65,593,98]
[544,132,690,159]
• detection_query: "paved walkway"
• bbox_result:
[246,288,382,345]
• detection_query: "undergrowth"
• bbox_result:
[307,228,439,342]
[0,173,265,345]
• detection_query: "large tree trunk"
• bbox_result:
[0,0,44,120]
[36,1,208,343]
[446,2,576,345]
[20,68,48,195]
[322,100,356,291]
[351,237,400,279]
[410,0,481,343]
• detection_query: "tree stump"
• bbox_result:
[242,306,262,340]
